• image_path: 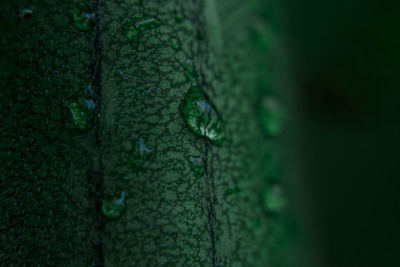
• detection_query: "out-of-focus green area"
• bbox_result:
[281,0,400,266]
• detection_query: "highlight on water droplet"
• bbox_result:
[188,156,205,178]
[127,138,153,172]
[180,87,225,144]
[258,96,285,136]
[72,10,95,32]
[20,8,33,18]
[67,98,94,131]
[263,182,287,213]
[102,192,126,219]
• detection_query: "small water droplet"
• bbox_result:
[258,96,285,136]
[72,10,94,32]
[123,18,161,47]
[127,138,152,172]
[180,87,225,144]
[102,192,126,219]
[68,99,94,131]
[263,182,287,213]
[188,156,205,178]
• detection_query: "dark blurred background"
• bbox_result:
[281,0,400,266]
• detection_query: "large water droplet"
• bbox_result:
[68,99,94,131]
[72,10,95,32]
[188,156,205,178]
[258,96,285,136]
[263,182,287,213]
[127,138,152,172]
[102,192,126,219]
[180,87,225,144]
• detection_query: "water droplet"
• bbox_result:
[180,87,225,144]
[123,18,161,47]
[188,156,205,178]
[102,192,126,219]
[263,182,287,213]
[127,138,152,172]
[72,10,94,32]
[68,99,94,131]
[258,96,285,136]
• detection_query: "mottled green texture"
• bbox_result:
[1,0,289,266]
[102,192,126,219]
[0,0,100,265]
[180,86,225,144]
[99,2,213,265]
[99,0,287,266]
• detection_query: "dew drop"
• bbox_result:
[263,182,287,213]
[258,96,285,136]
[180,87,225,144]
[72,10,94,32]
[68,99,94,131]
[102,192,126,219]
[127,138,152,172]
[188,156,205,178]
[123,17,161,47]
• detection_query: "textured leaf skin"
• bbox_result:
[0,0,287,266]
[0,0,102,265]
